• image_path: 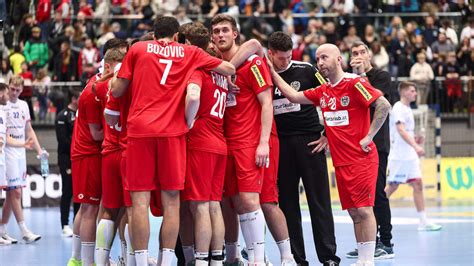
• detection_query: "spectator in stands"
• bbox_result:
[71,24,86,53]
[401,0,420,12]
[77,38,100,77]
[439,19,458,46]
[457,37,472,75]
[386,16,403,40]
[94,0,110,18]
[36,0,52,41]
[110,0,128,15]
[78,0,94,17]
[388,29,413,77]
[9,46,26,75]
[0,58,13,84]
[324,21,339,45]
[56,0,72,24]
[80,63,95,88]
[410,53,434,104]
[442,52,462,112]
[412,35,433,62]
[362,24,379,46]
[421,15,439,46]
[18,62,35,121]
[32,68,51,121]
[404,21,420,45]
[96,23,115,49]
[343,25,361,49]
[431,31,456,61]
[18,14,36,49]
[75,11,96,40]
[46,11,66,44]
[242,3,274,43]
[175,6,192,25]
[384,0,401,12]
[460,16,474,49]
[53,41,77,82]
[371,41,390,71]
[23,26,49,76]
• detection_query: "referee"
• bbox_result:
[348,40,394,259]
[268,32,340,266]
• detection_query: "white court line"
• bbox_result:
[302,215,474,225]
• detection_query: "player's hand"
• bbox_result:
[307,135,328,153]
[24,138,34,150]
[350,58,364,75]
[415,135,425,145]
[359,135,373,153]
[104,113,119,127]
[414,145,425,157]
[227,75,240,94]
[255,142,270,168]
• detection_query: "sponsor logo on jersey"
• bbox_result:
[323,110,349,126]
[251,65,266,88]
[255,59,262,66]
[355,82,372,101]
[315,72,327,85]
[273,98,301,115]
[341,96,350,107]
[290,81,301,91]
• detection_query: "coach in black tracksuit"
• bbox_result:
[268,32,340,266]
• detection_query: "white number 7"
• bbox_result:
[159,59,173,85]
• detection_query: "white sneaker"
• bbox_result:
[0,237,12,245]
[117,256,126,266]
[109,257,118,266]
[148,256,158,266]
[418,223,442,231]
[350,261,374,266]
[22,230,41,244]
[1,233,18,244]
[62,225,74,237]
[281,258,297,265]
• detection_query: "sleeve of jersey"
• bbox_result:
[303,86,321,105]
[194,47,223,71]
[187,69,204,88]
[353,77,383,108]
[23,102,31,122]
[116,47,135,80]
[105,92,120,116]
[249,57,273,95]
[84,94,102,124]
[391,104,405,125]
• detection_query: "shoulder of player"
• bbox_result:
[288,60,315,70]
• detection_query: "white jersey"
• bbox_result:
[4,100,30,160]
[389,101,418,161]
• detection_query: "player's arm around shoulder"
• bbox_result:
[268,61,313,104]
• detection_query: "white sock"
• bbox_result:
[357,241,376,263]
[211,249,224,261]
[418,210,427,225]
[135,250,148,266]
[182,245,195,263]
[0,224,5,235]
[124,224,135,266]
[72,234,81,260]
[224,242,240,263]
[95,219,115,265]
[161,248,175,266]
[239,213,254,262]
[18,221,29,235]
[247,209,266,263]
[81,241,95,265]
[121,240,127,259]
[276,238,293,261]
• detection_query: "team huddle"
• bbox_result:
[66,14,393,266]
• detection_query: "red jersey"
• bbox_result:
[105,88,131,151]
[303,73,382,166]
[187,70,228,155]
[117,40,223,138]
[224,55,273,150]
[71,79,103,160]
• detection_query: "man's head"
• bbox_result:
[398,81,417,102]
[182,22,210,50]
[68,88,80,110]
[211,14,239,52]
[268,31,293,71]
[8,76,24,101]
[438,32,447,43]
[416,52,426,63]
[351,41,372,71]
[31,26,41,39]
[103,49,125,75]
[103,38,129,55]
[153,16,180,40]
[0,83,10,105]
[316,44,343,79]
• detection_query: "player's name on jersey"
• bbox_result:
[211,72,229,90]
[146,43,185,58]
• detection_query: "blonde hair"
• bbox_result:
[9,75,24,87]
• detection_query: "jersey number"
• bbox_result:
[13,112,20,119]
[210,89,226,119]
[274,87,282,97]
[159,59,173,85]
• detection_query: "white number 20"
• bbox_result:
[210,89,227,119]
[159,59,173,85]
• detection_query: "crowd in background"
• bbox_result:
[0,0,472,119]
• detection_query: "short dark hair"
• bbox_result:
[103,38,129,55]
[154,16,180,39]
[268,31,292,52]
[183,22,210,50]
[0,83,8,92]
[398,81,417,92]
[351,40,370,54]
[211,14,238,32]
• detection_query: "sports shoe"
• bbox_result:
[418,223,442,231]
[0,237,12,245]
[374,243,395,260]
[323,259,340,266]
[148,255,158,266]
[22,230,41,243]
[117,256,126,266]
[223,259,245,266]
[350,261,374,266]
[67,258,82,266]
[281,258,298,265]
[240,248,272,265]
[62,225,74,237]
[346,248,358,259]
[1,233,18,244]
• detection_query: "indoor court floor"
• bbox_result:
[0,204,472,265]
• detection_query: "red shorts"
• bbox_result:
[183,150,226,201]
[72,154,102,205]
[335,162,378,210]
[126,136,186,191]
[260,135,280,204]
[101,151,125,209]
[120,152,132,207]
[224,146,264,197]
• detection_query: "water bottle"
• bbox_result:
[39,148,49,177]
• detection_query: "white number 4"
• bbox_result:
[159,59,172,85]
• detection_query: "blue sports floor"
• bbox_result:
[0,204,473,265]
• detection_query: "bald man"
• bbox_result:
[268,44,391,266]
